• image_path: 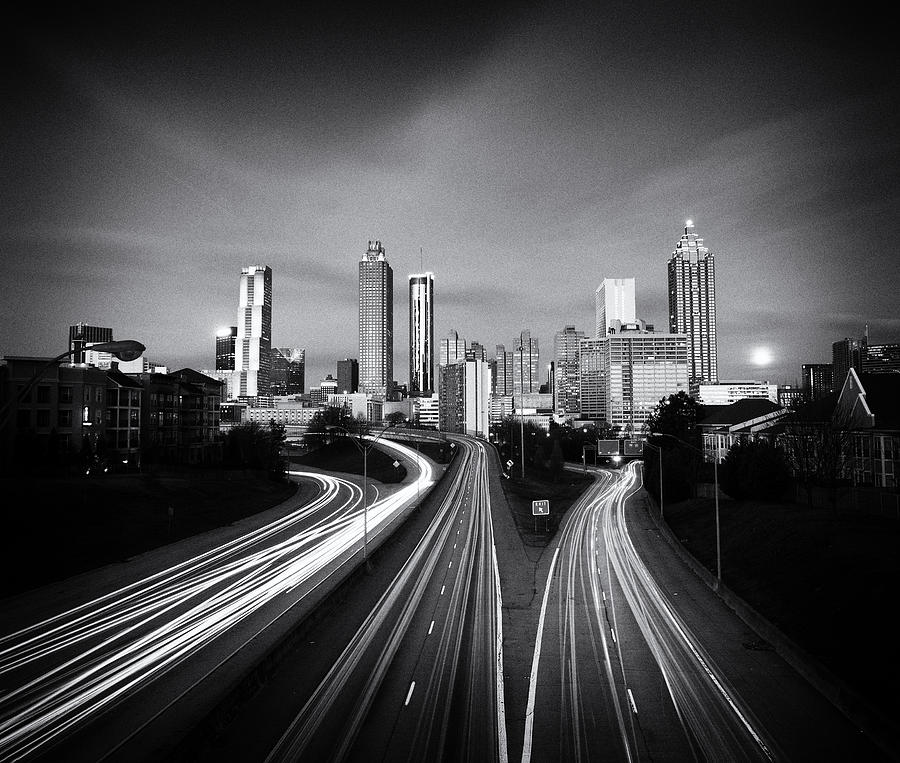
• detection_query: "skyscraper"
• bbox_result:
[493,344,514,396]
[668,220,718,389]
[408,272,434,396]
[595,278,635,338]
[513,329,540,396]
[832,337,863,388]
[440,329,466,367]
[554,325,584,415]
[215,326,237,371]
[68,323,113,364]
[359,240,393,398]
[236,265,272,406]
[801,363,833,400]
[270,347,305,395]
[337,358,359,394]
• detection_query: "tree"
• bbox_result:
[305,406,369,445]
[224,421,287,476]
[646,391,703,446]
[384,411,407,426]
[718,439,792,502]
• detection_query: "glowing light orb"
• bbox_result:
[751,346,773,366]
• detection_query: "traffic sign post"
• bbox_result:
[532,499,549,532]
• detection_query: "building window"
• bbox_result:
[58,409,73,428]
[60,386,74,404]
[36,409,50,427]
[83,406,91,423]
[37,386,51,403]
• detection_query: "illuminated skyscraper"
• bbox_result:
[68,323,113,364]
[668,220,718,389]
[215,326,237,371]
[358,240,393,397]
[440,329,466,366]
[408,272,434,396]
[513,329,540,396]
[270,347,305,395]
[595,278,635,338]
[236,265,272,406]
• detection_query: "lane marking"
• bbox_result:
[428,620,434,635]
[627,688,638,715]
[440,585,445,595]
[405,681,416,706]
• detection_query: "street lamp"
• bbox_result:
[649,432,721,588]
[325,422,396,568]
[0,340,146,428]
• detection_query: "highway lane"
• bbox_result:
[525,461,779,762]
[264,435,507,763]
[0,437,434,762]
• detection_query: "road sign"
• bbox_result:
[506,460,514,468]
[597,439,620,456]
[532,499,549,516]
[393,460,400,468]
[623,439,644,456]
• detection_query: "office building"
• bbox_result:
[513,329,540,396]
[802,363,833,401]
[494,345,514,396]
[697,380,778,406]
[337,358,359,394]
[862,343,900,374]
[832,337,863,388]
[467,341,487,361]
[215,326,237,371]
[440,330,466,367]
[408,273,434,396]
[438,357,490,437]
[68,323,114,365]
[554,325,584,415]
[236,265,272,406]
[668,220,718,389]
[270,347,305,396]
[579,323,689,433]
[595,278,635,338]
[358,240,393,398]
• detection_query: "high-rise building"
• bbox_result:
[862,343,900,374]
[668,220,718,389]
[438,357,490,437]
[320,374,338,397]
[832,337,863,390]
[440,329,466,367]
[493,344,514,396]
[467,341,487,361]
[513,330,540,396]
[359,240,393,398]
[236,265,273,406]
[554,325,584,415]
[579,323,689,433]
[68,323,113,364]
[270,347,305,395]
[408,273,434,396]
[595,279,635,338]
[216,326,237,371]
[801,363,833,400]
[337,358,359,394]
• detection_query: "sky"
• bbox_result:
[2,2,898,391]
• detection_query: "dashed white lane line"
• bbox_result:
[428,620,435,635]
[627,688,638,715]
[405,681,416,706]
[440,585,445,595]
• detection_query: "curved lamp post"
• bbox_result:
[326,423,396,568]
[649,431,720,588]
[1,340,146,428]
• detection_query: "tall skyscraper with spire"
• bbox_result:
[359,240,393,397]
[668,220,718,389]
[408,272,434,396]
[236,265,273,406]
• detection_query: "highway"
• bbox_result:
[0,437,434,762]
[261,435,507,762]
[523,460,889,762]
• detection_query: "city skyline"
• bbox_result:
[2,5,898,389]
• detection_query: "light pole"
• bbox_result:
[0,340,146,430]
[650,432,720,587]
[643,440,664,519]
[326,423,396,568]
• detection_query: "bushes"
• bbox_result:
[719,440,791,501]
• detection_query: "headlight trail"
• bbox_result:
[0,439,436,761]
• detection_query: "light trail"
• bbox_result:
[0,438,436,761]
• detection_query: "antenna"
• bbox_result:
[420,246,423,272]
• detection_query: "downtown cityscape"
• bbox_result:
[1,4,899,762]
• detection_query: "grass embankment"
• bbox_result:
[293,437,453,482]
[662,494,899,720]
[1,470,298,598]
[498,466,594,546]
